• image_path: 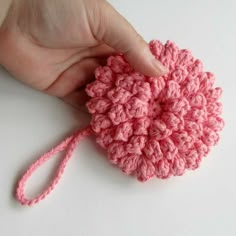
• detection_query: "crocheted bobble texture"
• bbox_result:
[86,40,224,182]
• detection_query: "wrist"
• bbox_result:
[0,0,12,29]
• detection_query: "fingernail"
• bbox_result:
[151,57,168,76]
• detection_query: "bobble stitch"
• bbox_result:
[91,114,112,133]
[171,67,188,84]
[207,102,223,116]
[114,122,133,142]
[125,97,149,119]
[206,87,223,102]
[185,121,203,136]
[199,72,215,91]
[107,55,132,73]
[202,128,220,146]
[108,104,129,125]
[95,66,114,84]
[133,117,151,136]
[149,120,172,140]
[162,112,181,131]
[96,128,115,148]
[171,157,186,176]
[176,49,194,67]
[149,76,165,98]
[107,87,132,104]
[86,80,112,97]
[205,117,224,132]
[137,158,156,182]
[87,97,111,114]
[156,159,171,179]
[149,40,164,58]
[160,80,181,101]
[165,97,190,117]
[195,140,210,157]
[172,132,194,152]
[143,138,163,163]
[108,142,128,164]
[185,150,201,170]
[189,93,207,108]
[159,40,179,70]
[187,60,203,77]
[132,81,152,102]
[127,136,147,155]
[160,138,177,160]
[181,76,200,96]
[119,154,139,175]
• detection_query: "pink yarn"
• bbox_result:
[16,127,93,206]
[16,40,224,205]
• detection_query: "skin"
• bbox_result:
[0,0,166,108]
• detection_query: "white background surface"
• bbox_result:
[0,0,235,235]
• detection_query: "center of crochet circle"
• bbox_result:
[149,99,163,117]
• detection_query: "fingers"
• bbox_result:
[62,89,89,112]
[94,1,167,77]
[45,57,105,97]
[87,44,116,58]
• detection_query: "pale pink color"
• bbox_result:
[107,87,132,104]
[114,122,133,142]
[143,138,163,162]
[87,40,224,181]
[16,40,224,206]
[133,117,151,136]
[91,114,112,132]
[86,97,111,114]
[16,127,93,206]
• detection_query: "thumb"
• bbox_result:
[95,1,167,77]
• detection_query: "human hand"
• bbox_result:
[0,0,166,108]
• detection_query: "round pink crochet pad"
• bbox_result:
[86,40,224,181]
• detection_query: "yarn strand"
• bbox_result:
[16,126,93,206]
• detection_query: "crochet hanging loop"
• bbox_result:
[16,126,93,206]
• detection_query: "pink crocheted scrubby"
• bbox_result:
[16,40,224,206]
